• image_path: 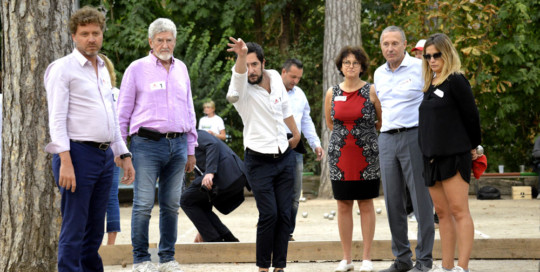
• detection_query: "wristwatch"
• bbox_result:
[120,152,132,159]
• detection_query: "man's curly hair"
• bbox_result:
[68,6,105,35]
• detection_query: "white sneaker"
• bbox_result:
[133,261,158,272]
[452,266,468,272]
[359,260,373,271]
[158,260,184,272]
[429,264,446,272]
[335,260,354,272]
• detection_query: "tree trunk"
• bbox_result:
[253,0,264,44]
[318,0,362,198]
[279,3,291,55]
[0,1,75,271]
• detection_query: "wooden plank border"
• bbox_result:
[99,238,540,265]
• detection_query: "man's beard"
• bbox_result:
[156,51,172,61]
[248,74,263,85]
[78,44,100,57]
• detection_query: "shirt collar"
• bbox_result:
[384,52,413,71]
[287,86,297,94]
[149,50,175,66]
[73,48,104,67]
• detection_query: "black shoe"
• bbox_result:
[407,262,431,272]
[207,237,225,242]
[380,260,413,272]
[221,232,240,242]
[273,269,285,272]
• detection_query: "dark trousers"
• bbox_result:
[52,141,114,272]
[180,179,233,242]
[244,149,295,269]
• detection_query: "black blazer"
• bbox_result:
[194,130,249,214]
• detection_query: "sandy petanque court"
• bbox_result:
[101,193,540,272]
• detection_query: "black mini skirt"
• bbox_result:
[423,151,472,187]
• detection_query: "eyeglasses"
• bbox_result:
[153,38,175,45]
[343,61,360,68]
[423,52,442,60]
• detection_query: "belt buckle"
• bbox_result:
[165,132,175,139]
[98,143,110,151]
[272,153,280,159]
[397,128,403,133]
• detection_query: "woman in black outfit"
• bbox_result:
[418,33,481,272]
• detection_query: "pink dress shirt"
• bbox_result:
[117,52,197,155]
[44,48,129,156]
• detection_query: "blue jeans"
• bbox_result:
[290,151,303,236]
[106,166,121,233]
[244,149,295,269]
[130,135,188,264]
[53,141,114,272]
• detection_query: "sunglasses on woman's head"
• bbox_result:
[423,52,442,60]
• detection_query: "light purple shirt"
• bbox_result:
[117,52,197,155]
[44,48,129,156]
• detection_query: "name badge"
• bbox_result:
[335,96,347,101]
[434,89,444,98]
[399,78,412,86]
[150,81,166,91]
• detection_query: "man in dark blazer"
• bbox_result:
[180,130,249,242]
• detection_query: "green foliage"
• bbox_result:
[80,0,325,173]
[481,0,540,171]
[361,0,540,172]
[76,0,539,174]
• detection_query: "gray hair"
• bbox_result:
[380,26,406,44]
[148,18,177,39]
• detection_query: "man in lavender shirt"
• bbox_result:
[117,18,197,272]
[44,6,135,272]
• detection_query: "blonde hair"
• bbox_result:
[99,53,116,87]
[422,33,462,92]
[203,100,215,109]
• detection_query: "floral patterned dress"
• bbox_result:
[328,83,380,200]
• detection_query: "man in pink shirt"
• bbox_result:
[117,18,197,272]
[44,6,135,272]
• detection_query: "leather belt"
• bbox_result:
[160,132,184,139]
[246,148,288,159]
[383,126,418,134]
[136,131,184,139]
[71,140,111,151]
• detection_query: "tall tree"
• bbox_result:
[318,0,362,198]
[0,1,75,271]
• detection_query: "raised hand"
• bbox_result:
[227,37,248,56]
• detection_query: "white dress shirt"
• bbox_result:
[227,68,291,154]
[44,48,128,156]
[286,86,321,151]
[374,53,424,132]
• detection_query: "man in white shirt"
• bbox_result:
[280,58,324,241]
[44,6,135,272]
[226,37,300,272]
[374,26,434,272]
